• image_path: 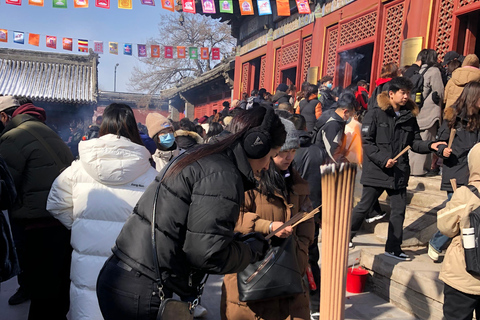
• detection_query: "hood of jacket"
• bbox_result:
[175,129,204,144]
[12,103,47,123]
[468,143,480,184]
[298,130,312,147]
[377,91,419,117]
[272,90,289,102]
[375,77,392,87]
[78,134,152,186]
[450,66,480,87]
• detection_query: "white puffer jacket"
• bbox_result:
[47,134,158,320]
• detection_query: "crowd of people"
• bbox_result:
[1,47,480,320]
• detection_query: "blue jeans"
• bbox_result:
[430,192,454,252]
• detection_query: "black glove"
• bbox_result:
[242,232,269,264]
[432,91,441,105]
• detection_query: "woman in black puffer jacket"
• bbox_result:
[97,106,286,320]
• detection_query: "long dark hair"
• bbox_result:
[99,103,143,145]
[166,106,286,178]
[448,81,480,131]
[257,159,294,201]
[206,122,224,141]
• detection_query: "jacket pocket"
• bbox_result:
[377,123,390,144]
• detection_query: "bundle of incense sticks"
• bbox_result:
[265,206,321,240]
[319,163,357,320]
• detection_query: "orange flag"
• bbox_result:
[296,0,310,14]
[276,0,290,16]
[28,33,39,46]
[118,0,132,9]
[177,46,186,58]
[200,47,209,60]
[28,0,44,6]
[151,45,160,58]
[239,0,254,15]
[161,0,174,11]
[74,0,88,8]
[0,30,7,43]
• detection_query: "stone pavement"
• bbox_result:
[1,271,417,320]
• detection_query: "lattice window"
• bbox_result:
[281,42,300,66]
[459,0,479,7]
[259,56,267,89]
[302,37,313,82]
[326,27,338,77]
[275,49,282,89]
[241,63,249,95]
[435,0,455,61]
[383,2,404,65]
[339,11,377,47]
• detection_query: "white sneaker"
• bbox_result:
[349,241,354,249]
[193,304,208,318]
[365,212,386,223]
[310,312,320,320]
[384,250,411,261]
[428,243,440,262]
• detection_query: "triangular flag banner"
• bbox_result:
[189,47,198,59]
[200,47,209,60]
[6,0,21,5]
[95,0,109,8]
[137,44,147,57]
[46,36,57,49]
[164,46,173,59]
[177,46,186,58]
[296,0,310,14]
[63,38,73,51]
[118,0,132,9]
[78,39,88,52]
[151,45,160,58]
[140,0,154,5]
[94,41,104,54]
[257,0,271,15]
[182,0,195,13]
[219,0,232,13]
[239,0,254,15]
[74,0,88,8]
[53,0,67,8]
[211,48,220,60]
[276,0,290,16]
[201,0,215,13]
[29,33,39,46]
[29,0,44,6]
[124,43,132,55]
[13,32,24,44]
[109,42,118,55]
[161,0,174,11]
[0,30,8,43]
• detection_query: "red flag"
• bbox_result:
[151,45,160,58]
[164,46,173,59]
[211,48,220,60]
[182,0,195,13]
[200,47,209,60]
[46,36,57,49]
[63,38,73,51]
[6,0,21,5]
[296,0,310,14]
[161,0,174,11]
[95,0,110,8]
[276,0,290,16]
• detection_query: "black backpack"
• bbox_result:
[408,67,429,108]
[464,185,480,276]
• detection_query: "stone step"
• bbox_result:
[350,233,444,320]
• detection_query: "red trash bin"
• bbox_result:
[346,267,369,293]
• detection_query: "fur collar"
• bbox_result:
[376,91,419,117]
[174,129,204,144]
[443,106,456,122]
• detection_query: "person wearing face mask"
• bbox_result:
[311,97,354,164]
[317,75,336,112]
[146,113,179,172]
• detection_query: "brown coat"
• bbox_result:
[221,169,315,320]
[444,66,480,109]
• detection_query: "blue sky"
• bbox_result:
[0,1,168,92]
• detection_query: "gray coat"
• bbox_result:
[416,65,445,130]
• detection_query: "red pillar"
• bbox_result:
[264,30,275,93]
[233,48,242,100]
[310,13,325,81]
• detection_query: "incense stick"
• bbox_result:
[448,129,456,149]
[291,206,322,228]
[392,145,411,161]
[265,211,305,240]
[450,178,457,191]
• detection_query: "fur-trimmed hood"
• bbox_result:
[443,106,456,122]
[376,91,419,117]
[174,129,204,144]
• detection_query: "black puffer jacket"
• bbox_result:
[113,142,256,296]
[0,115,73,220]
[318,87,336,112]
[436,107,480,192]
[361,92,432,189]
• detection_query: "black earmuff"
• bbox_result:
[243,107,274,159]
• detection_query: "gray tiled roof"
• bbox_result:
[0,49,98,104]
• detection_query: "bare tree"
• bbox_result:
[129,13,236,93]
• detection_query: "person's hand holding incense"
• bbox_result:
[270,221,293,238]
[385,159,397,168]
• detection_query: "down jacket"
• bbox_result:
[0,114,73,221]
[47,134,157,320]
[444,66,480,109]
[221,168,315,320]
[360,92,432,189]
[438,143,480,295]
[112,141,257,297]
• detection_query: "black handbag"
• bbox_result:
[237,235,304,302]
[150,153,206,320]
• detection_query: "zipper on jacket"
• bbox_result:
[189,272,193,287]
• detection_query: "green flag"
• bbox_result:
[219,0,233,13]
[53,0,67,8]
[189,47,198,59]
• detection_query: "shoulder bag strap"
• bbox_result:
[468,185,480,199]
[15,122,65,173]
